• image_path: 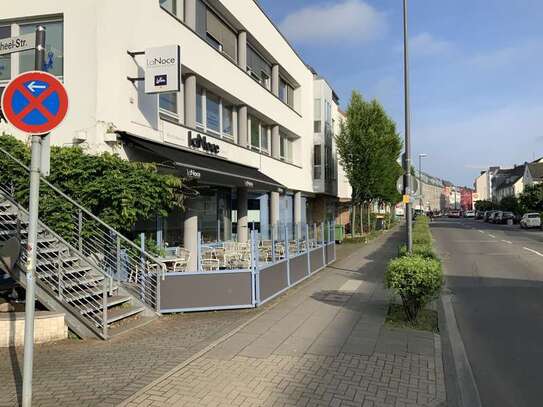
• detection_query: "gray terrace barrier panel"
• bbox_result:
[310,248,325,273]
[160,271,254,312]
[258,261,289,304]
[326,243,336,263]
[289,253,308,285]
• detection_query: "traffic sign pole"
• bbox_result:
[22,24,45,407]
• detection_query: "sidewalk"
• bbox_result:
[120,230,446,407]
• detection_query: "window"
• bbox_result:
[195,85,234,140]
[314,121,321,133]
[0,26,11,82]
[248,116,269,153]
[159,93,178,120]
[194,2,237,61]
[313,98,321,132]
[247,46,272,90]
[313,144,322,179]
[279,78,294,107]
[206,91,220,133]
[280,133,293,163]
[19,21,63,76]
[159,0,177,16]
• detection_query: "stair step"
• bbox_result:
[38,246,69,256]
[39,265,94,278]
[80,295,132,316]
[61,275,105,289]
[63,285,117,302]
[107,306,145,324]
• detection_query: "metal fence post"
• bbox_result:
[306,224,310,275]
[77,209,83,252]
[271,223,276,263]
[285,224,290,286]
[116,236,121,283]
[102,276,108,339]
[197,231,202,273]
[321,222,325,265]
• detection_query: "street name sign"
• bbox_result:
[144,45,181,94]
[1,71,68,135]
[0,33,36,55]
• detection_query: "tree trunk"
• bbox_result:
[351,204,356,237]
[367,201,372,233]
[359,203,364,236]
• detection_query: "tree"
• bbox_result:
[474,200,494,211]
[0,134,184,237]
[336,91,402,233]
[519,184,543,212]
[499,196,523,214]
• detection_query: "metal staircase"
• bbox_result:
[0,148,166,340]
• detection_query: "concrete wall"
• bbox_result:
[0,311,67,347]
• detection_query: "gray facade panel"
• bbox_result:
[160,272,253,310]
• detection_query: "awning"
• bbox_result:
[120,132,285,192]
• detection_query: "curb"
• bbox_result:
[440,293,482,407]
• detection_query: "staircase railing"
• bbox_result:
[0,146,165,312]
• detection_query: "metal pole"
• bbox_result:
[419,155,422,212]
[22,25,46,407]
[402,0,413,253]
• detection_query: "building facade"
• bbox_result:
[0,0,351,270]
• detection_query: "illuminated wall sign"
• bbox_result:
[144,45,180,94]
[188,131,220,154]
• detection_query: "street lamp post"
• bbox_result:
[402,0,413,253]
[418,153,427,212]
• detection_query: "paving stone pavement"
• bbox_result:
[0,238,363,407]
[121,230,447,407]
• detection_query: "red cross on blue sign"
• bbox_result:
[1,71,68,135]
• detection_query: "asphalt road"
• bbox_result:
[432,217,543,407]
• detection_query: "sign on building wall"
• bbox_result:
[144,45,180,94]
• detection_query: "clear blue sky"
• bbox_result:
[258,0,543,186]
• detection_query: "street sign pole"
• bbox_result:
[21,24,45,407]
[402,0,413,253]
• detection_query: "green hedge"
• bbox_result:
[385,255,443,322]
[387,215,443,322]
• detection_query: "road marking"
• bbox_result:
[478,230,484,234]
[501,240,512,244]
[488,234,496,238]
[523,247,543,257]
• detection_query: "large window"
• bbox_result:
[279,78,294,108]
[195,1,237,61]
[159,93,178,120]
[248,116,269,153]
[19,21,63,76]
[247,46,271,90]
[314,98,322,133]
[196,86,234,140]
[0,19,63,106]
[159,0,178,16]
[313,144,322,179]
[0,26,11,82]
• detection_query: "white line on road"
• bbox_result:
[523,247,543,257]
[488,234,496,238]
[501,240,512,244]
[478,230,484,234]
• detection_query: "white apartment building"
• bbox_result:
[0,0,351,269]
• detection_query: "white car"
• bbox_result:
[520,213,541,229]
[464,210,475,218]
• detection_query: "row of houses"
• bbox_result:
[412,172,473,212]
[0,0,354,270]
[474,159,543,204]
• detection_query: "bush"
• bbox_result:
[398,244,436,259]
[385,255,443,322]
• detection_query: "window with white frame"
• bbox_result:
[314,98,321,133]
[195,86,234,140]
[0,19,63,108]
[279,78,294,108]
[194,1,237,62]
[313,144,322,179]
[159,93,179,120]
[247,45,271,90]
[248,115,269,153]
[159,0,179,16]
[280,132,293,163]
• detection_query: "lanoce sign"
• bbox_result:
[188,131,220,154]
[144,45,180,94]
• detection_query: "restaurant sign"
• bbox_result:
[188,131,220,154]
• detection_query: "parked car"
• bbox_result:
[448,210,461,218]
[497,211,515,225]
[490,211,502,223]
[484,211,496,222]
[475,211,485,220]
[464,210,475,218]
[520,213,541,229]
